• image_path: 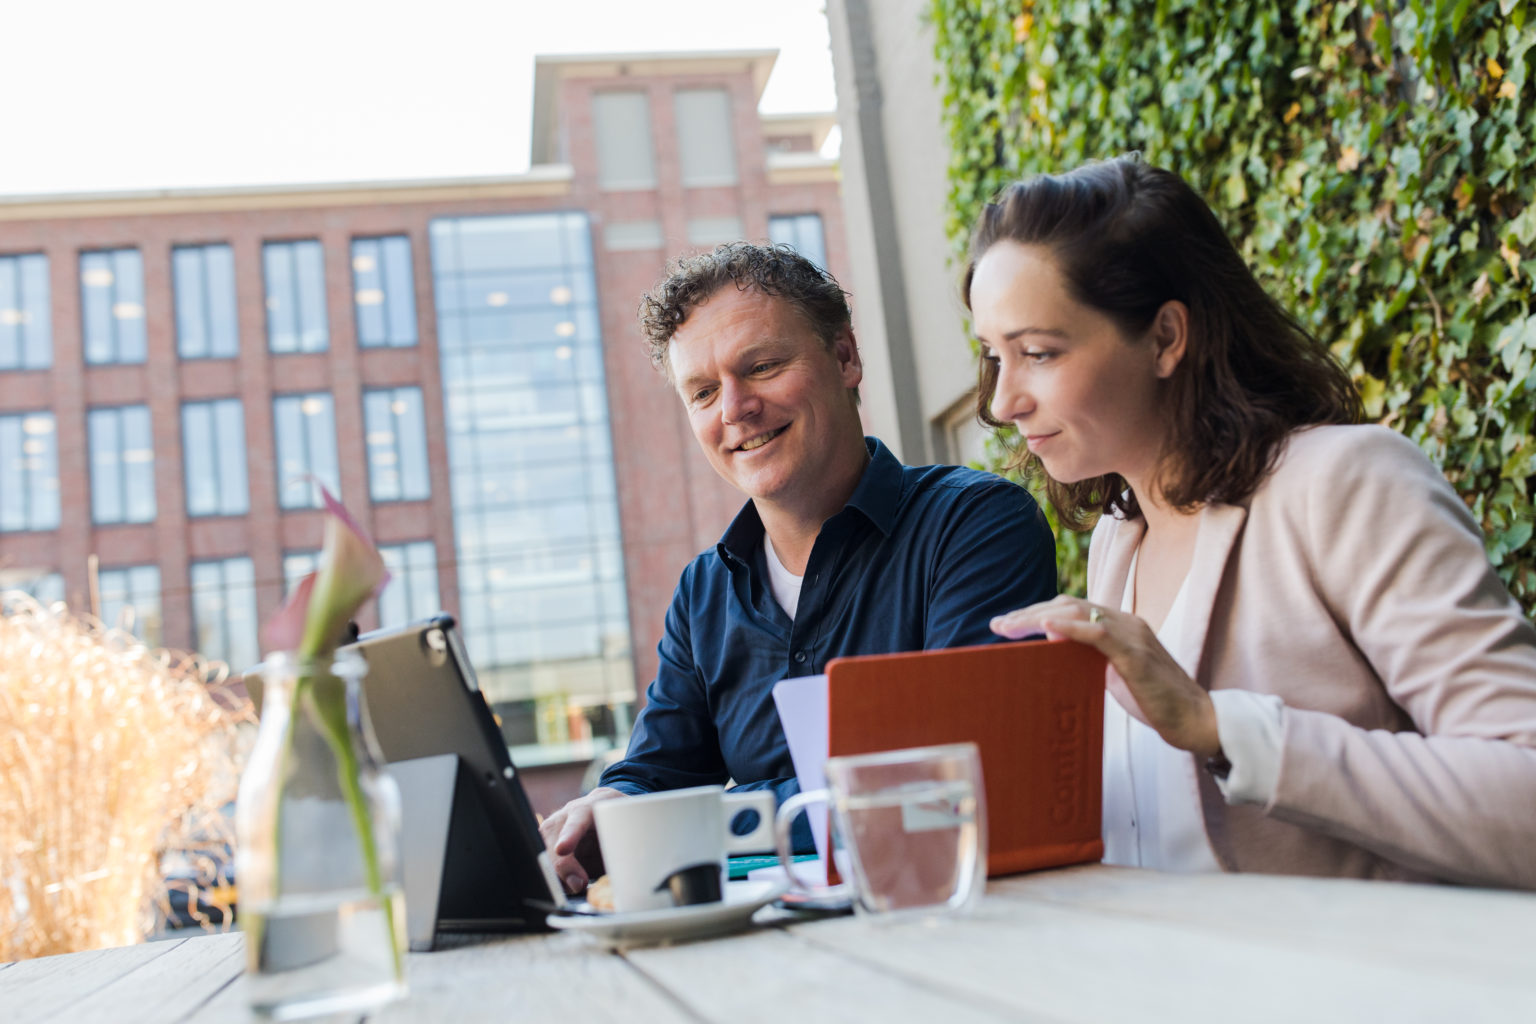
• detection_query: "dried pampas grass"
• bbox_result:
[0,591,254,961]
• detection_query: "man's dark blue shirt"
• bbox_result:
[600,437,1057,839]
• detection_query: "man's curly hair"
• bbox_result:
[637,241,851,379]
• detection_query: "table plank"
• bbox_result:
[366,930,698,1024]
[621,920,1061,1024]
[788,877,1534,1023]
[1,940,182,1022]
[75,933,243,1024]
[990,865,1536,984]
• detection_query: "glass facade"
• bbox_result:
[190,556,259,671]
[273,392,340,509]
[352,236,417,348]
[0,412,61,533]
[378,540,440,629]
[0,252,51,370]
[80,248,147,364]
[98,564,163,646]
[769,213,828,271]
[174,243,239,359]
[264,239,329,353]
[88,404,156,525]
[363,386,431,502]
[429,211,633,756]
[182,399,250,516]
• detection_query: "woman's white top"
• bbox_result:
[1101,547,1288,871]
[1101,546,1223,871]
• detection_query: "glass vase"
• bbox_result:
[236,649,407,1020]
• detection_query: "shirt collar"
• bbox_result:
[716,437,900,568]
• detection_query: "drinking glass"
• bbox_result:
[774,743,986,915]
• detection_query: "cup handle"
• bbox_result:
[722,789,778,853]
[774,789,853,899]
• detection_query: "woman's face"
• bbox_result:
[969,241,1181,491]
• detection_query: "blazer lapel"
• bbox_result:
[1089,513,1144,613]
[1174,502,1248,688]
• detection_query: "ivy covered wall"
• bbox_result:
[929,0,1536,611]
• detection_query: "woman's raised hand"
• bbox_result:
[991,596,1222,758]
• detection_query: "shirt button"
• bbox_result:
[793,650,808,665]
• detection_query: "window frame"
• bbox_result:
[263,238,330,354]
[79,247,147,365]
[87,404,157,526]
[181,398,250,517]
[0,251,52,370]
[363,385,431,503]
[272,391,340,510]
[173,242,240,360]
[351,235,419,349]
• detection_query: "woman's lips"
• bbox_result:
[1025,431,1059,451]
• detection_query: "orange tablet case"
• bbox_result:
[825,638,1106,877]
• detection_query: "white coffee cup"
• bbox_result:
[592,785,776,913]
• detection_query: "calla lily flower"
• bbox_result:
[259,482,390,662]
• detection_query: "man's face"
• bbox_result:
[668,287,865,521]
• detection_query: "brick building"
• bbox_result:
[0,50,844,809]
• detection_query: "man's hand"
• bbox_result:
[538,787,624,894]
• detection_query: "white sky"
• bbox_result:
[0,0,838,196]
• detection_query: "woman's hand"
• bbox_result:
[991,595,1222,758]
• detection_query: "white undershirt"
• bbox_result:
[1101,547,1287,871]
[1101,547,1223,871]
[763,536,803,620]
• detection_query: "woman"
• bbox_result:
[970,156,1536,888]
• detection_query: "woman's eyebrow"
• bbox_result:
[978,325,1070,345]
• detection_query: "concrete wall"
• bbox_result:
[827,0,982,466]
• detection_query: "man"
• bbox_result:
[539,242,1056,894]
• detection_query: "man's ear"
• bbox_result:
[1151,301,1188,379]
[834,326,863,389]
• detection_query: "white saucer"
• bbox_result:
[546,879,788,947]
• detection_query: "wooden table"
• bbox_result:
[4,865,1534,1023]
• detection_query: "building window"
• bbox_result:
[174,243,239,359]
[264,240,329,354]
[769,213,828,272]
[0,412,60,533]
[592,91,657,190]
[363,386,430,502]
[88,405,156,525]
[0,569,64,606]
[182,399,249,516]
[674,88,737,187]
[80,248,146,365]
[273,392,339,509]
[378,540,440,629]
[687,217,744,247]
[189,557,258,671]
[97,564,162,646]
[282,550,319,595]
[0,252,51,370]
[351,236,417,348]
[429,211,633,756]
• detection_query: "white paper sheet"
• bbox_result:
[766,673,830,885]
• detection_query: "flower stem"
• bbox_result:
[301,673,404,979]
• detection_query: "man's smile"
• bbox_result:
[736,426,786,452]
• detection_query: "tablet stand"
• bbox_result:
[389,753,549,950]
